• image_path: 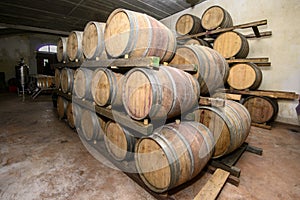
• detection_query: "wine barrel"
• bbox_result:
[82,21,107,60]
[123,66,200,120]
[180,38,211,47]
[193,100,251,158]
[135,121,214,193]
[72,103,82,129]
[74,68,93,99]
[55,68,61,88]
[227,63,262,90]
[67,31,84,61]
[91,68,124,107]
[175,14,203,35]
[104,121,136,161]
[66,102,75,128]
[169,45,229,95]
[104,8,176,62]
[60,68,75,94]
[201,6,233,30]
[57,37,68,62]
[57,96,68,119]
[213,31,249,59]
[80,109,104,141]
[242,96,278,124]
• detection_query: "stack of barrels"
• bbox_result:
[174,5,277,124]
[55,7,252,193]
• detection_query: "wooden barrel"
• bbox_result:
[169,45,229,95]
[57,96,68,119]
[135,121,214,193]
[67,31,83,62]
[72,103,82,129]
[242,96,278,124]
[213,31,249,59]
[80,109,104,141]
[74,68,93,99]
[193,100,251,158]
[91,68,124,107]
[66,101,75,128]
[55,68,61,88]
[123,66,200,120]
[57,37,68,62]
[104,8,176,62]
[60,68,75,93]
[104,121,136,161]
[227,63,262,90]
[178,38,211,47]
[175,14,203,35]
[82,21,107,60]
[201,6,233,30]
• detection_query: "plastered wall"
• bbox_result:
[0,33,58,82]
[161,0,300,126]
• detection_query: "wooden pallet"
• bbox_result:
[209,142,263,178]
[177,19,271,40]
[56,90,153,136]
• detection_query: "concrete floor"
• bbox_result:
[0,93,299,200]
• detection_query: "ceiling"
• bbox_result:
[0,0,205,36]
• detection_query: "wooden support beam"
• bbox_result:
[252,26,261,37]
[169,64,198,73]
[199,97,225,107]
[251,122,272,130]
[82,57,160,69]
[220,89,299,100]
[226,57,271,67]
[177,19,268,40]
[246,31,272,38]
[194,169,230,200]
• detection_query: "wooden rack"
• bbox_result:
[226,57,271,67]
[177,19,271,40]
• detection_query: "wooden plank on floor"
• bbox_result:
[252,122,272,130]
[206,166,240,187]
[193,168,230,200]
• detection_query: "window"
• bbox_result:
[38,45,57,53]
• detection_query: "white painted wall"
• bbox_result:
[161,0,300,126]
[0,33,58,82]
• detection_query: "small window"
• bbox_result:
[38,45,57,53]
[43,59,49,67]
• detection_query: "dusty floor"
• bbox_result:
[0,93,299,200]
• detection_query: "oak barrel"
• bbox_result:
[178,38,211,47]
[66,101,75,128]
[169,45,229,95]
[82,21,107,60]
[213,31,249,59]
[123,66,200,120]
[72,103,82,129]
[80,109,104,141]
[242,96,278,124]
[227,63,262,90]
[57,96,68,119]
[175,14,203,35]
[135,121,214,193]
[57,37,68,62]
[201,6,233,30]
[104,121,136,161]
[193,100,251,158]
[55,68,61,88]
[74,68,93,99]
[91,68,124,107]
[104,8,176,62]
[67,31,84,61]
[60,68,75,94]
